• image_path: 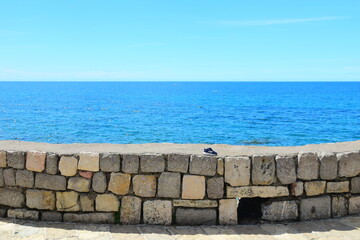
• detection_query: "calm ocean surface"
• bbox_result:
[0,82,359,146]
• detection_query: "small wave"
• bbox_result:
[240,139,273,145]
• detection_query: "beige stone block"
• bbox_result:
[26,151,46,172]
[304,181,326,196]
[120,196,142,224]
[143,200,172,225]
[227,186,289,198]
[68,177,91,192]
[108,173,131,195]
[133,175,156,197]
[173,200,218,208]
[219,199,238,225]
[26,189,55,210]
[80,195,94,212]
[217,158,224,175]
[182,175,205,199]
[96,194,119,212]
[56,191,80,211]
[0,151,6,167]
[59,156,78,176]
[224,157,250,186]
[78,152,100,172]
[327,181,349,193]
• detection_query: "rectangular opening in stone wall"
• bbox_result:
[237,197,268,224]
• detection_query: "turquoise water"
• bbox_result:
[0,82,359,146]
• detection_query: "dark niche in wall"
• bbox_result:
[237,197,268,224]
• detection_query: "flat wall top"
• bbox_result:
[0,140,359,156]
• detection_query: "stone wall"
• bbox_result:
[0,149,360,225]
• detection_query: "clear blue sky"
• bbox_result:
[0,0,359,81]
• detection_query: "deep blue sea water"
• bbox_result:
[0,82,359,146]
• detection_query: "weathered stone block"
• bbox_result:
[252,155,276,185]
[182,175,205,199]
[68,177,91,192]
[173,200,218,208]
[207,177,224,199]
[167,154,189,173]
[176,209,217,225]
[227,186,289,198]
[63,213,114,223]
[319,152,337,180]
[79,171,93,179]
[92,172,107,193]
[120,196,142,225]
[0,151,6,167]
[4,168,15,186]
[140,154,165,173]
[290,181,304,196]
[100,153,120,172]
[59,156,78,176]
[41,212,62,222]
[304,181,326,196]
[338,152,360,177]
[80,195,94,212]
[224,157,250,186]
[143,200,172,225]
[56,191,80,211]
[0,168,3,187]
[96,194,119,212]
[327,181,349,193]
[189,155,217,176]
[108,172,131,195]
[349,196,360,214]
[217,158,224,175]
[351,177,360,193]
[297,152,319,180]
[122,154,139,173]
[0,208,6,217]
[8,209,38,220]
[262,201,298,221]
[157,172,181,198]
[15,169,34,188]
[26,189,55,210]
[7,151,25,169]
[300,196,331,220]
[78,152,100,172]
[45,153,58,175]
[133,175,156,197]
[332,196,348,218]
[219,199,238,225]
[35,173,66,191]
[275,155,296,184]
[26,151,46,172]
[0,188,25,207]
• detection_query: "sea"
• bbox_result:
[0,81,359,146]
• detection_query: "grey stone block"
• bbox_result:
[0,168,4,187]
[120,196,142,225]
[351,177,360,193]
[140,154,165,173]
[338,152,360,177]
[189,155,217,176]
[176,208,217,225]
[41,212,63,222]
[4,168,15,186]
[0,208,6,217]
[7,151,25,169]
[290,181,304,196]
[35,173,66,191]
[0,188,25,207]
[252,155,276,185]
[46,153,59,175]
[8,209,39,220]
[275,155,296,184]
[157,172,181,198]
[167,154,189,173]
[143,200,172,225]
[332,196,348,218]
[300,196,331,220]
[122,154,139,173]
[349,196,360,215]
[63,213,115,223]
[224,157,250,186]
[16,169,34,188]
[262,201,298,221]
[319,152,337,180]
[100,153,120,172]
[92,172,107,193]
[297,152,319,180]
[206,177,224,199]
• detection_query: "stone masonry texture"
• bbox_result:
[6,151,25,169]
[157,172,181,198]
[100,153,120,172]
[189,155,217,176]
[45,153,58,175]
[337,152,360,177]
[297,152,319,180]
[121,154,139,173]
[275,155,296,184]
[224,157,250,186]
[167,153,189,173]
[319,152,338,180]
[26,151,46,172]
[252,155,276,185]
[140,154,165,173]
